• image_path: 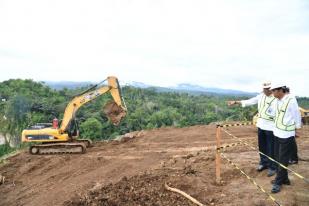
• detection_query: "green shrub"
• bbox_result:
[0,144,16,158]
[80,117,103,140]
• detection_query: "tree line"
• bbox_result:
[0,79,308,149]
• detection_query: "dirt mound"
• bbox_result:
[65,170,198,206]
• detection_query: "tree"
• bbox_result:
[1,79,308,148]
[80,117,103,140]
[3,95,32,146]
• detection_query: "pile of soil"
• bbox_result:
[65,169,200,206]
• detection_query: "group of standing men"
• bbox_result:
[228,82,302,193]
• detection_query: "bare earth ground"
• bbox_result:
[0,125,309,206]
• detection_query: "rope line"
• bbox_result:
[220,152,281,206]
[222,128,309,184]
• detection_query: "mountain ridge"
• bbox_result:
[44,81,257,96]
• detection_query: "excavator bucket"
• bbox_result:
[103,101,127,125]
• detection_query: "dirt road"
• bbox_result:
[0,125,309,206]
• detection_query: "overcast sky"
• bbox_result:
[0,0,308,96]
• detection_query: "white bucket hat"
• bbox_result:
[270,83,286,90]
[262,81,272,89]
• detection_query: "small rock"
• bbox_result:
[137,130,145,137]
[124,133,134,139]
[0,174,5,185]
[183,166,197,175]
[121,176,128,181]
[183,154,194,159]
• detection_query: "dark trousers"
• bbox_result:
[267,131,277,170]
[290,137,298,162]
[258,128,275,170]
[274,136,294,185]
[273,136,279,171]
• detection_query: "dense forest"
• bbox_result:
[0,79,308,154]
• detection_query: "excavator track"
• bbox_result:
[75,139,92,147]
[29,142,87,155]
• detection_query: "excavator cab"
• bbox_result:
[29,123,53,130]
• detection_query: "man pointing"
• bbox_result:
[228,82,277,176]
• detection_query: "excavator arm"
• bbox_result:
[60,76,127,133]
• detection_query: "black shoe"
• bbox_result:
[271,184,281,193]
[267,169,276,177]
[289,160,298,165]
[271,179,290,185]
[257,165,268,172]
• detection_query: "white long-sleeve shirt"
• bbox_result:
[240,93,276,131]
[273,94,302,138]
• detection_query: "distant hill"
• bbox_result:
[45,81,257,96]
[128,82,257,96]
[171,83,257,96]
[44,81,93,90]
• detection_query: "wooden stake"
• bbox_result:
[215,124,221,184]
[165,183,205,206]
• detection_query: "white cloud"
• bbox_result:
[0,0,308,96]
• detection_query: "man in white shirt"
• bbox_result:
[286,87,299,165]
[228,82,277,176]
[270,84,302,193]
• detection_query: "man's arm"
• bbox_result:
[291,99,302,129]
[227,94,261,107]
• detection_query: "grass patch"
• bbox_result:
[0,144,17,158]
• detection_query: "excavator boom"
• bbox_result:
[60,76,126,132]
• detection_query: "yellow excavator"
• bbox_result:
[21,76,127,155]
[299,107,309,125]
